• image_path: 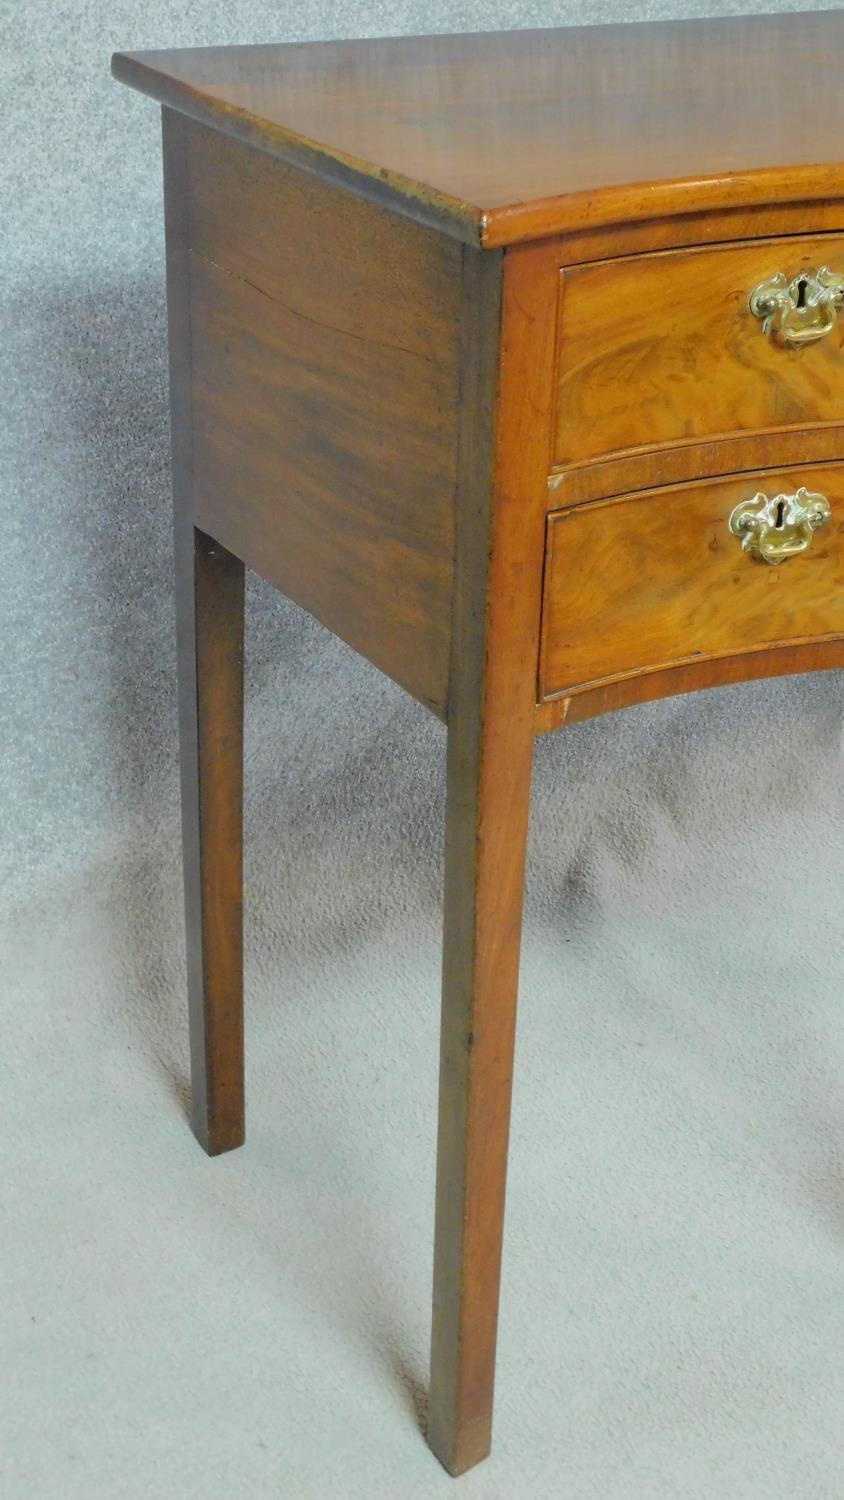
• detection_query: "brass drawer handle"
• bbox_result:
[729,487,831,565]
[749,267,844,347]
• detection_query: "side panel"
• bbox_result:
[177,112,465,716]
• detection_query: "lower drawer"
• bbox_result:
[540,464,844,700]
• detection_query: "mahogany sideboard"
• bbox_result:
[113,14,844,1476]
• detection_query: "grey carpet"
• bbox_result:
[4,3,844,1496]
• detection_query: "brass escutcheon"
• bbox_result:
[749,266,844,348]
[728,487,831,565]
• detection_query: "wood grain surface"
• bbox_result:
[541,464,844,703]
[535,638,844,731]
[429,238,560,1476]
[163,109,246,1157]
[548,426,844,510]
[553,199,844,271]
[114,13,844,246]
[554,235,844,473]
[182,118,462,718]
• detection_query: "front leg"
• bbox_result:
[428,688,535,1475]
[426,239,554,1475]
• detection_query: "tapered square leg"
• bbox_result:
[426,238,555,1476]
[427,704,534,1475]
[175,527,245,1156]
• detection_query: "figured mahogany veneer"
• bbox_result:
[113,13,844,1482]
[541,464,844,703]
[553,235,844,474]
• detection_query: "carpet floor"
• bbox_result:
[4,659,844,1498]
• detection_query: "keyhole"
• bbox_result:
[795,275,809,309]
[775,499,786,529]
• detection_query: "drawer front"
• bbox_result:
[553,235,844,473]
[540,465,844,700]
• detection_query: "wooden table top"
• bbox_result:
[114,12,844,247]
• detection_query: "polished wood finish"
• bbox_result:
[545,198,844,270]
[554,234,844,477]
[164,109,246,1155]
[548,425,844,510]
[114,12,844,247]
[115,16,844,1480]
[535,638,844,733]
[430,239,558,1475]
[541,464,844,703]
[184,118,461,716]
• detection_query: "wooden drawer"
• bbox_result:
[553,236,844,477]
[540,464,844,701]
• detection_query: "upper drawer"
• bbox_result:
[553,235,844,473]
